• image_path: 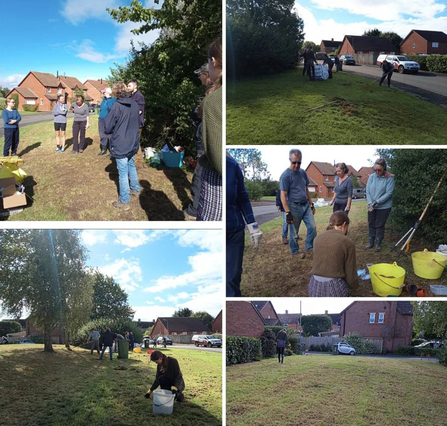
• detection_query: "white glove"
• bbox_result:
[367,202,376,212]
[247,222,263,248]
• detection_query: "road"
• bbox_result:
[144,343,222,353]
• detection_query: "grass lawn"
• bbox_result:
[226,355,447,426]
[226,69,447,144]
[1,115,194,221]
[241,200,446,297]
[0,345,221,426]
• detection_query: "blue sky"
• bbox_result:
[0,0,161,89]
[294,0,447,43]
[81,230,223,321]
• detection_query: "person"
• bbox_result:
[97,87,116,156]
[197,38,222,221]
[276,188,299,245]
[1,336,9,344]
[69,94,90,154]
[53,95,68,153]
[300,48,308,76]
[104,81,141,210]
[153,336,157,348]
[163,336,167,348]
[226,153,262,297]
[280,149,317,258]
[330,163,353,213]
[365,158,395,252]
[379,59,394,88]
[2,98,22,156]
[334,55,341,72]
[87,328,101,355]
[184,63,213,220]
[323,54,334,79]
[304,47,318,81]
[129,331,135,351]
[276,329,288,364]
[145,351,185,402]
[98,327,117,360]
[127,80,145,139]
[309,211,358,297]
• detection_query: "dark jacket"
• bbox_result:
[131,90,145,128]
[103,95,140,159]
[277,330,288,348]
[276,189,285,212]
[382,61,394,74]
[150,356,185,392]
[103,330,117,347]
[304,49,316,62]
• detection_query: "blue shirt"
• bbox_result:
[334,176,353,203]
[98,97,117,120]
[2,109,22,128]
[280,168,309,203]
[366,172,395,209]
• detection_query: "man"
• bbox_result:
[280,149,317,258]
[98,327,117,361]
[87,328,101,355]
[97,87,116,156]
[184,64,213,220]
[127,80,145,138]
[323,54,334,79]
[379,59,394,88]
[129,331,135,351]
[304,47,318,81]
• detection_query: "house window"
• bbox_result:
[25,100,36,105]
[40,98,43,106]
[48,87,51,93]
[369,313,376,324]
[378,313,385,324]
[412,43,416,49]
[432,42,439,48]
[319,186,322,193]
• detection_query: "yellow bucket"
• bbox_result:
[412,249,446,280]
[370,262,406,297]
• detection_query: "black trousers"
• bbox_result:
[72,120,86,151]
[3,127,19,156]
[379,71,392,87]
[277,347,285,362]
[368,208,391,241]
[333,202,347,213]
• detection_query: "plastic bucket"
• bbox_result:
[369,262,406,297]
[412,249,446,280]
[162,151,184,168]
[153,389,175,415]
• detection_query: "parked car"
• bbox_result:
[337,342,356,355]
[352,188,366,199]
[376,54,420,74]
[415,341,444,349]
[20,339,35,344]
[156,336,173,345]
[339,55,356,65]
[193,335,222,348]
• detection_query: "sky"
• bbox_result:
[294,0,447,44]
[0,0,162,89]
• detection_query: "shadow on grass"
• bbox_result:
[163,168,192,210]
[18,141,41,156]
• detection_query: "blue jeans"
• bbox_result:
[226,228,245,297]
[116,155,140,203]
[99,345,113,360]
[289,202,317,251]
[283,212,298,254]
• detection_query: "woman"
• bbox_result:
[226,153,262,297]
[309,211,358,297]
[197,38,222,221]
[103,81,140,210]
[2,98,22,156]
[365,158,395,252]
[53,95,68,152]
[98,328,116,361]
[145,350,185,402]
[70,94,89,154]
[276,329,288,364]
[330,163,353,213]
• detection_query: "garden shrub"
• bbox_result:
[0,320,22,336]
[406,55,428,70]
[0,98,5,110]
[426,55,447,73]
[11,94,19,111]
[396,345,439,357]
[227,336,262,365]
[260,329,277,358]
[28,334,44,344]
[437,345,447,365]
[288,336,299,354]
[285,348,293,356]
[244,180,264,201]
[22,104,38,112]
[344,332,380,354]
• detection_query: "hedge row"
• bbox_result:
[344,332,381,354]
[22,104,39,112]
[396,345,439,357]
[406,54,447,73]
[226,336,262,365]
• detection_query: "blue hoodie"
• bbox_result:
[52,103,68,123]
[2,109,22,128]
[98,97,116,120]
[366,172,395,209]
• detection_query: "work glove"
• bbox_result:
[310,203,316,215]
[367,202,376,212]
[171,386,178,392]
[286,212,294,224]
[247,222,263,248]
[344,206,350,212]
[145,390,153,399]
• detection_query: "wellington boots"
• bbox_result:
[364,237,375,250]
[375,239,382,252]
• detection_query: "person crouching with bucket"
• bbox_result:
[145,350,185,403]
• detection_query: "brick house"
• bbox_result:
[136,319,155,333]
[400,30,447,55]
[339,301,413,352]
[252,301,281,326]
[277,310,301,331]
[226,301,265,338]
[84,79,109,105]
[306,161,336,198]
[357,166,374,188]
[7,71,65,111]
[338,35,398,65]
[58,75,92,104]
[150,317,209,338]
[25,318,65,344]
[320,39,342,54]
[212,310,222,333]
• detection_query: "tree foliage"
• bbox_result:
[244,180,264,201]
[351,175,361,189]
[363,28,382,37]
[0,320,22,336]
[362,29,403,51]
[0,86,10,98]
[377,149,447,243]
[191,311,214,329]
[302,40,319,52]
[412,302,447,340]
[108,0,221,148]
[301,314,332,336]
[227,0,304,77]
[227,148,270,180]
[260,328,277,358]
[173,307,193,317]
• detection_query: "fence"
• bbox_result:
[302,336,342,348]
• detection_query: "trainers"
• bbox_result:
[112,200,130,211]
[282,236,288,244]
[183,209,197,221]
[60,148,65,153]
[130,189,140,197]
[79,149,84,153]
[68,150,78,155]
[55,146,61,152]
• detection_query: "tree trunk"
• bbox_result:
[43,325,54,352]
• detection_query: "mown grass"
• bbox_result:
[0,345,221,426]
[227,69,447,144]
[1,115,194,221]
[241,200,445,296]
[226,355,447,426]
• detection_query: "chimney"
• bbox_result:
[285,310,288,314]
[331,38,334,41]
[57,71,59,78]
[152,319,155,322]
[325,310,328,315]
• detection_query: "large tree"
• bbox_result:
[227,148,269,180]
[107,0,221,148]
[0,230,93,352]
[301,314,332,337]
[191,311,214,329]
[173,307,193,317]
[412,302,447,339]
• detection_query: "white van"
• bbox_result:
[376,54,420,74]
[352,188,366,199]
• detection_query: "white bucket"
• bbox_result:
[144,147,156,159]
[153,389,175,415]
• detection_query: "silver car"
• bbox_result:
[337,342,356,355]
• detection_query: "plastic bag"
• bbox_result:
[0,163,27,184]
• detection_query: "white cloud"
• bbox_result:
[181,283,222,317]
[155,297,165,303]
[175,230,223,253]
[113,230,167,248]
[81,230,108,246]
[97,258,142,292]
[75,40,119,64]
[167,292,190,303]
[114,22,160,55]
[61,0,121,25]
[132,304,176,322]
[0,74,25,89]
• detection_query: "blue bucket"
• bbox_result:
[162,151,184,168]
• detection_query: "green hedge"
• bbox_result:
[260,329,277,358]
[22,104,39,112]
[406,55,428,70]
[405,54,447,73]
[344,332,381,354]
[288,336,300,354]
[411,339,425,346]
[396,345,439,357]
[226,336,262,365]
[0,98,5,110]
[437,346,447,365]
[28,334,44,344]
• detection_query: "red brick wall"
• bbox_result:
[338,39,355,56]
[19,73,49,111]
[150,320,168,337]
[260,303,277,321]
[212,311,222,333]
[402,32,447,55]
[226,301,265,338]
[306,163,334,198]
[84,81,102,105]
[7,89,26,111]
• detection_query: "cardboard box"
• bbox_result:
[0,177,27,209]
